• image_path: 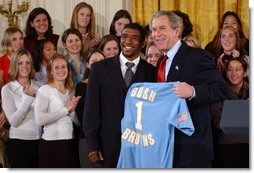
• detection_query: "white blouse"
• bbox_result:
[1,80,42,140]
[34,85,79,141]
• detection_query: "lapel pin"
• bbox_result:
[175,65,179,70]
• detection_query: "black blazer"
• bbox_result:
[83,56,156,167]
[161,42,229,167]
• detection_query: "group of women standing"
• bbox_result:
[0,1,249,169]
[0,1,132,168]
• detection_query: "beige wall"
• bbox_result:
[0,0,132,52]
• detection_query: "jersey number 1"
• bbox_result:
[135,101,143,130]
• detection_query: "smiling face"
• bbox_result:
[51,58,68,82]
[30,13,49,37]
[10,31,24,52]
[103,40,119,58]
[63,33,82,54]
[17,54,31,79]
[120,28,142,61]
[146,45,161,67]
[151,15,181,52]
[43,41,57,63]
[226,60,246,87]
[220,28,237,54]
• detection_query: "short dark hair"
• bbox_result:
[61,28,84,55]
[122,23,145,44]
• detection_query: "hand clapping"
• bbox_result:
[66,96,81,114]
[23,84,36,97]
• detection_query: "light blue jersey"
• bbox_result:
[117,82,195,168]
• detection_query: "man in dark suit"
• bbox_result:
[83,23,156,168]
[150,11,229,167]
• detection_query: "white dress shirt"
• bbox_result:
[1,80,42,140]
[165,40,196,99]
[34,85,79,141]
[165,40,182,80]
[119,52,140,78]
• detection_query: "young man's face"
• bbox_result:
[120,28,142,61]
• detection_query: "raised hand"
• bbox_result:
[23,84,36,97]
[232,49,240,58]
[65,96,81,114]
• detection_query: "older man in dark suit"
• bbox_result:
[151,11,229,168]
[83,23,156,168]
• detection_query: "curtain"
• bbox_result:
[132,0,249,48]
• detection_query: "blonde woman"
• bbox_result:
[35,54,81,168]
[0,27,24,87]
[1,49,41,168]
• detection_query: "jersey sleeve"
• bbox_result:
[168,98,195,136]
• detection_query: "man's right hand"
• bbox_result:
[88,151,104,162]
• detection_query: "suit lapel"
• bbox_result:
[131,58,146,84]
[108,57,148,90]
[166,42,187,82]
[109,57,127,91]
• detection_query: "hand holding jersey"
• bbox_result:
[173,82,195,99]
[117,82,195,168]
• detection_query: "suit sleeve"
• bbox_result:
[191,51,230,105]
[83,64,101,153]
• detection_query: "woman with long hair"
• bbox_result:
[34,54,80,168]
[1,49,41,168]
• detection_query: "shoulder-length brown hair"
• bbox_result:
[46,54,74,91]
[9,49,35,81]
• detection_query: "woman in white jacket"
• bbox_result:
[1,49,41,168]
[34,54,80,168]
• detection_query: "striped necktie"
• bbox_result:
[124,62,135,87]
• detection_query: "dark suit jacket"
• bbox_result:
[161,42,229,167]
[83,56,156,168]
